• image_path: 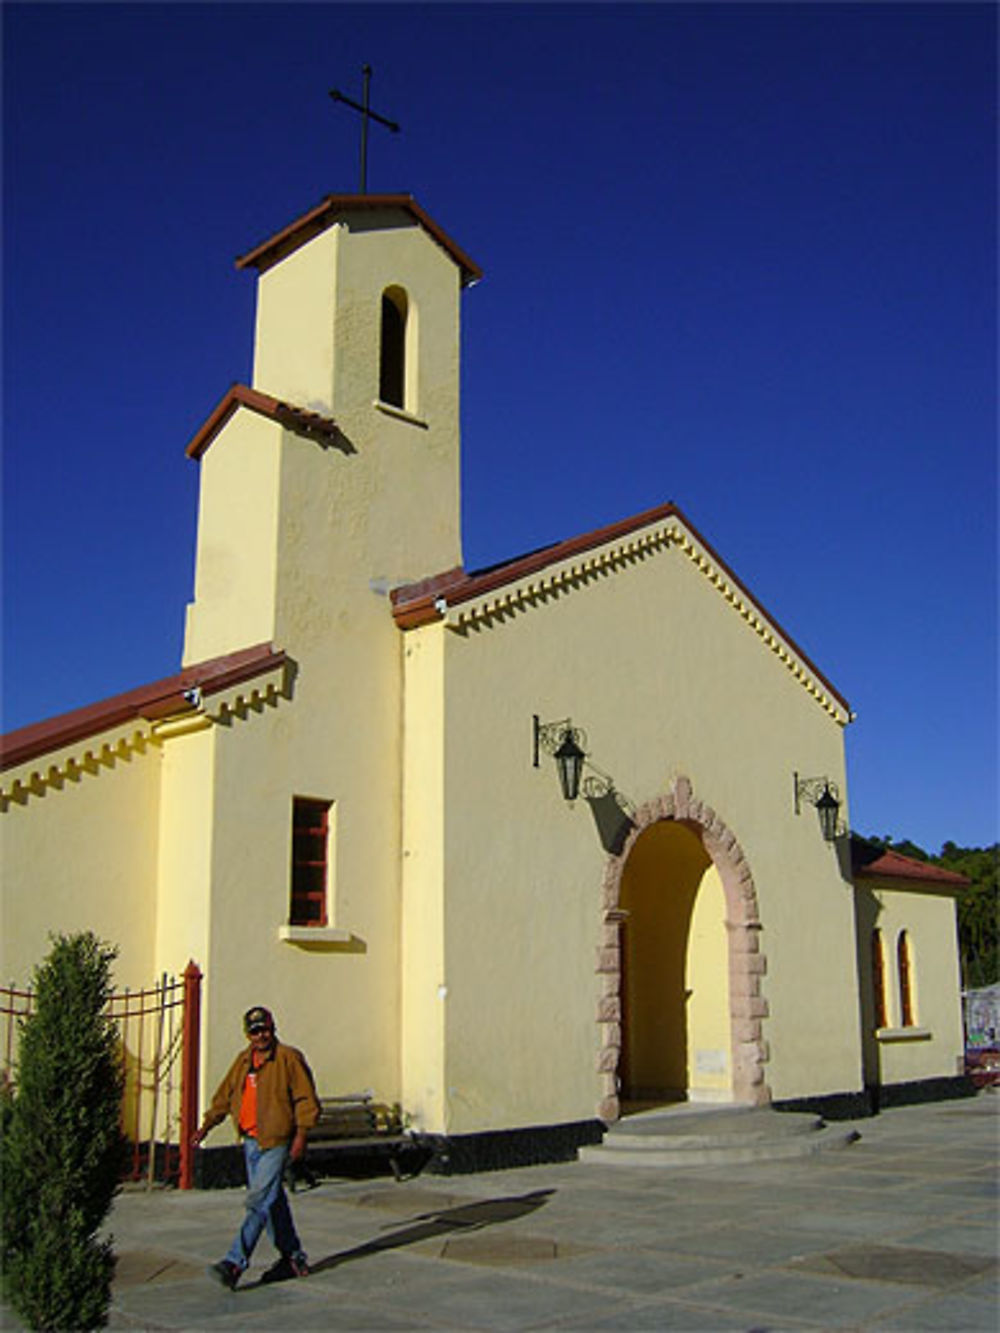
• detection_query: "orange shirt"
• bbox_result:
[238,1054,265,1136]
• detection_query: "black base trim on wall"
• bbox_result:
[192,1140,434,1190]
[870,1074,977,1112]
[773,1074,976,1121]
[773,1089,872,1120]
[193,1144,245,1190]
[420,1119,605,1175]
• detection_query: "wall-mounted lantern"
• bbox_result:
[533,716,638,855]
[794,772,842,843]
[533,715,587,803]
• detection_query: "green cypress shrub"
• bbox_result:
[1,933,124,1330]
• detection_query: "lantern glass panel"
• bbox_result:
[816,787,840,842]
[554,731,585,802]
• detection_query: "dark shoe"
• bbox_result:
[260,1252,309,1283]
[207,1259,241,1289]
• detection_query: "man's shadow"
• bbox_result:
[310,1189,556,1274]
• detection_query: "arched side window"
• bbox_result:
[379,286,408,410]
[871,929,887,1029]
[897,930,915,1027]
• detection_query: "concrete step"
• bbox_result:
[578,1105,860,1168]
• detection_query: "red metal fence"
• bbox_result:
[1,960,201,1189]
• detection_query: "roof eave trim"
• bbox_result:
[391,502,851,720]
[391,503,682,629]
[234,194,483,286]
[1,643,287,773]
[854,865,971,890]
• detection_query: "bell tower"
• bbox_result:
[182,196,480,666]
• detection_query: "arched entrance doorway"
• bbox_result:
[618,821,730,1107]
[596,776,770,1122]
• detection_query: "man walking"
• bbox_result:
[192,1005,320,1288]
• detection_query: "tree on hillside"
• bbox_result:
[1,933,124,1330]
[939,843,999,990]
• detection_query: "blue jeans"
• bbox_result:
[224,1138,303,1271]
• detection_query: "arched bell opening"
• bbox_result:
[379,285,410,410]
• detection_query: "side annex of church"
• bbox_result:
[1,196,969,1170]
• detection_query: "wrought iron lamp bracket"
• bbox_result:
[532,716,587,767]
[794,772,837,814]
[533,714,638,851]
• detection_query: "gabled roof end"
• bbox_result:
[185,385,341,461]
[234,194,483,286]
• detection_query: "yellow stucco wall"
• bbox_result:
[400,626,448,1129]
[202,677,404,1117]
[409,518,859,1134]
[686,864,732,1100]
[1,730,161,990]
[153,718,215,970]
[855,881,964,1087]
[252,228,338,412]
[183,410,281,667]
[174,211,468,1125]
[185,591,408,1132]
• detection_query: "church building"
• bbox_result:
[1,196,970,1169]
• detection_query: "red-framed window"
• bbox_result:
[290,798,331,927]
[897,930,915,1027]
[871,929,887,1029]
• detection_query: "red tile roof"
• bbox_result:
[391,502,683,626]
[391,501,852,716]
[1,643,286,772]
[234,194,483,287]
[851,840,970,888]
[186,384,342,460]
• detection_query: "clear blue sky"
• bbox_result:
[3,2,996,851]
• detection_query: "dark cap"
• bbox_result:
[243,1005,275,1034]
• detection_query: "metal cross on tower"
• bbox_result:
[329,65,400,193]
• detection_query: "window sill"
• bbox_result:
[278,926,363,951]
[876,1026,931,1043]
[374,400,428,429]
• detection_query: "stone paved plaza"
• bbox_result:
[3,1094,997,1331]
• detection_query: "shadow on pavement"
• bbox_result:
[310,1189,557,1274]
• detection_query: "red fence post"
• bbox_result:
[178,960,202,1190]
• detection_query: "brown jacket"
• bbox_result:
[200,1040,320,1151]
